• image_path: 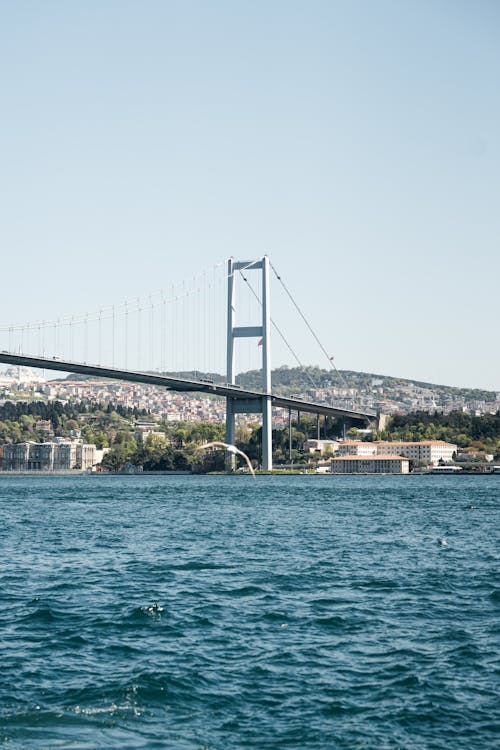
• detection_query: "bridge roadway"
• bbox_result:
[0,352,376,423]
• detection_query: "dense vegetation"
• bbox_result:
[0,400,148,448]
[100,421,227,472]
[99,415,339,472]
[378,410,500,455]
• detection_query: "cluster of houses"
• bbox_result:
[2,366,500,424]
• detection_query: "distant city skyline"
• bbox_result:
[1,1,499,390]
[1,363,499,418]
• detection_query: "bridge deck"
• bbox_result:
[0,352,376,422]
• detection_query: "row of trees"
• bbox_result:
[0,399,147,422]
[377,410,500,453]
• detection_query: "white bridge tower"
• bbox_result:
[226,256,272,471]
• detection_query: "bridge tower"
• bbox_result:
[226,256,272,471]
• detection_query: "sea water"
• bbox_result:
[0,474,498,749]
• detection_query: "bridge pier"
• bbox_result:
[261,395,272,471]
[225,398,236,471]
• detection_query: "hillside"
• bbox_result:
[162,366,497,402]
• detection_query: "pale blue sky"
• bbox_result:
[1,1,499,389]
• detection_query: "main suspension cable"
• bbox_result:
[269,260,348,387]
[238,271,320,392]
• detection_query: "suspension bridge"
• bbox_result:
[0,256,377,470]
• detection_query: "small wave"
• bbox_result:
[225,585,265,598]
[72,702,141,717]
[126,606,164,623]
[313,614,349,632]
[309,597,340,607]
[22,606,63,624]
[357,578,400,591]
[386,672,425,689]
[90,606,166,629]
[262,611,294,624]
[321,700,365,717]
[446,642,483,662]
[170,561,234,571]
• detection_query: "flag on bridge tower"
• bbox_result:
[258,338,263,346]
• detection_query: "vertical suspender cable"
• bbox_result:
[161,291,165,373]
[84,314,88,362]
[125,302,128,369]
[149,293,153,371]
[193,275,197,377]
[137,300,141,371]
[112,305,115,368]
[203,270,207,373]
[98,311,102,366]
[171,285,174,372]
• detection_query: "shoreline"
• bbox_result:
[0,470,498,477]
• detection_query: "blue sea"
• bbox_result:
[0,475,498,749]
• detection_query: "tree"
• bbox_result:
[142,433,169,466]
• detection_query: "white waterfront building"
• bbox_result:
[331,455,410,474]
[2,441,99,471]
[375,441,457,466]
[336,440,457,467]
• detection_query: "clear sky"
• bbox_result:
[1,1,499,389]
